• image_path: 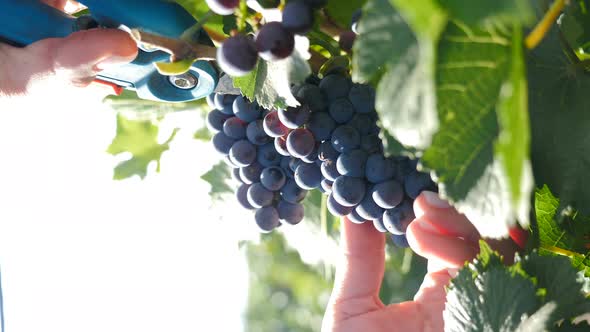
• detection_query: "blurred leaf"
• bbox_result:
[174,0,225,37]
[558,0,590,62]
[193,127,212,141]
[437,0,534,26]
[107,115,179,180]
[325,0,367,28]
[555,321,590,331]
[200,161,233,199]
[104,91,208,119]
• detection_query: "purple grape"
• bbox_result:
[206,0,239,15]
[260,167,287,191]
[287,128,315,158]
[247,183,275,208]
[365,154,395,183]
[263,110,290,137]
[321,160,340,181]
[301,143,319,164]
[229,140,257,166]
[282,1,314,34]
[256,22,295,61]
[306,112,336,141]
[355,194,384,221]
[321,179,333,194]
[212,132,236,155]
[327,194,354,216]
[360,134,383,154]
[217,35,259,77]
[255,206,280,233]
[296,84,327,112]
[348,83,376,114]
[372,180,403,209]
[339,31,356,52]
[280,156,294,178]
[233,96,262,122]
[223,117,248,139]
[214,94,237,114]
[294,162,322,190]
[349,114,374,136]
[206,93,217,109]
[391,234,410,248]
[318,141,339,161]
[331,125,360,153]
[247,120,272,146]
[337,149,368,178]
[382,200,415,235]
[280,179,307,203]
[232,167,243,183]
[329,98,355,124]
[207,109,232,133]
[347,210,366,224]
[277,200,304,225]
[373,218,388,233]
[332,176,366,207]
[319,74,351,102]
[279,105,312,129]
[239,162,263,184]
[257,143,282,167]
[404,171,436,199]
[274,136,291,156]
[236,184,255,210]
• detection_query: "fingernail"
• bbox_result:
[415,218,440,234]
[422,191,451,209]
[95,55,135,71]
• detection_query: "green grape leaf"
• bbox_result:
[352,0,444,148]
[200,161,233,200]
[437,0,534,26]
[107,115,179,180]
[154,59,195,75]
[555,321,590,331]
[104,91,208,119]
[520,252,590,321]
[534,186,590,276]
[421,21,532,236]
[325,0,367,28]
[444,266,539,332]
[174,0,225,38]
[514,303,558,332]
[233,50,311,109]
[193,127,212,141]
[558,0,590,62]
[528,24,590,216]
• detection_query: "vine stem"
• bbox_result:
[525,0,567,50]
[540,244,578,258]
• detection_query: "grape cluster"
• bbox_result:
[209,0,327,76]
[207,74,436,247]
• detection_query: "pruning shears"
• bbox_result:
[0,0,220,103]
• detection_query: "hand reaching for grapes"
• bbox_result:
[0,0,137,98]
[322,191,520,332]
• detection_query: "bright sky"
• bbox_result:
[0,88,254,332]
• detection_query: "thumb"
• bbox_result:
[1,28,137,95]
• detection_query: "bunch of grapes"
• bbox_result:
[207,74,436,247]
[206,0,327,76]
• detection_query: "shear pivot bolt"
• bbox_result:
[168,73,198,90]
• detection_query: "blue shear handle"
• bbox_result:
[0,0,76,45]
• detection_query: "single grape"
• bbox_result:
[365,154,395,183]
[318,141,339,161]
[206,93,217,109]
[205,0,239,15]
[256,22,296,61]
[337,149,368,178]
[327,194,354,216]
[287,128,315,158]
[233,96,262,122]
[280,178,307,203]
[223,117,248,139]
[289,157,302,173]
[321,160,340,181]
[255,206,281,233]
[261,167,287,191]
[247,183,275,208]
[207,109,231,133]
[282,1,314,34]
[306,112,336,141]
[224,156,239,169]
[277,200,304,225]
[240,162,263,184]
[294,162,322,190]
[339,31,356,52]
[372,180,403,209]
[321,179,333,194]
[296,84,327,112]
[391,234,410,248]
[236,184,255,210]
[347,210,366,224]
[212,132,236,155]
[246,120,272,146]
[217,35,259,77]
[332,176,366,207]
[274,136,290,156]
[373,218,388,233]
[279,105,312,129]
[229,140,257,166]
[349,113,374,136]
[257,143,282,167]
[382,200,415,235]
[329,98,355,124]
[356,194,384,221]
[331,125,361,153]
[214,93,237,114]
[404,171,435,199]
[319,74,351,102]
[263,110,290,137]
[351,9,362,34]
[397,157,419,178]
[349,83,376,114]
[231,168,243,184]
[360,134,383,154]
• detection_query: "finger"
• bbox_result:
[413,191,480,244]
[330,217,386,301]
[1,29,137,94]
[406,216,479,268]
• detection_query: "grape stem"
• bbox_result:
[308,30,341,56]
[525,0,567,50]
[540,244,578,258]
